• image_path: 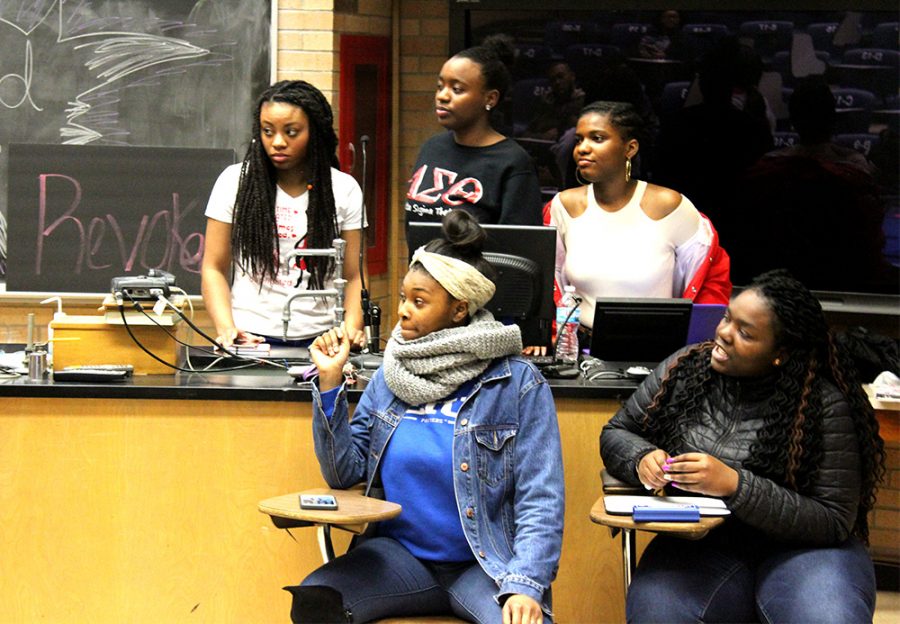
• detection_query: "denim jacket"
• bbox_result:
[310,356,564,612]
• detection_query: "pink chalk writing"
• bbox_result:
[35,173,204,276]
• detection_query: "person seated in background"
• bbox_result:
[522,60,586,142]
[721,77,899,294]
[286,209,564,624]
[539,100,730,353]
[653,37,773,228]
[600,269,884,623]
[768,76,874,173]
[638,9,687,61]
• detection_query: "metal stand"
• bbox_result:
[281,239,347,341]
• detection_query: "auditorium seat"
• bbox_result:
[739,20,794,61]
[873,94,899,133]
[807,22,841,55]
[512,43,552,80]
[611,22,654,57]
[871,22,899,50]
[510,78,551,136]
[841,48,900,68]
[831,87,876,134]
[681,23,730,59]
[659,81,692,115]
[564,43,623,79]
[831,48,900,98]
[772,131,800,149]
[545,20,601,54]
[833,132,880,157]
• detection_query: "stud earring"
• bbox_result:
[485,104,492,111]
[774,358,782,366]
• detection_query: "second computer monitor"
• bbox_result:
[590,298,693,363]
[407,221,556,345]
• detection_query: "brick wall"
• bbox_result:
[276,0,393,314]
[275,0,448,327]
[390,0,449,326]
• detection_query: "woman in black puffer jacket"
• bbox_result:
[601,269,884,623]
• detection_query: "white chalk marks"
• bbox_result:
[0,1,209,144]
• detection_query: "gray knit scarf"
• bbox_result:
[382,309,523,405]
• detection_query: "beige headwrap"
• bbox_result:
[411,247,496,313]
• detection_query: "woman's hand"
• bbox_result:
[502,594,543,624]
[347,327,368,350]
[637,449,671,491]
[216,327,264,350]
[663,452,739,497]
[309,324,352,391]
[522,345,547,357]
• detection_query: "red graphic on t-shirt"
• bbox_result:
[291,236,308,272]
[408,165,483,206]
[275,203,300,240]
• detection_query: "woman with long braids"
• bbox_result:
[202,80,364,348]
[600,269,884,623]
[286,209,563,624]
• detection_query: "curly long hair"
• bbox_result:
[231,80,340,290]
[642,269,885,542]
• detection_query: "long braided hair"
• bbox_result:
[642,269,885,542]
[231,80,340,290]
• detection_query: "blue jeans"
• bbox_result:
[626,530,876,623]
[300,537,553,624]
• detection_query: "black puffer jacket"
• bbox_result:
[600,350,861,545]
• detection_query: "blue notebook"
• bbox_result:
[633,504,700,522]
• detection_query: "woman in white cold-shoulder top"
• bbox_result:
[548,101,732,335]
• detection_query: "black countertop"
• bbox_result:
[0,366,639,402]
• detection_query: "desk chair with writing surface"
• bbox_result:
[259,488,467,624]
[590,469,725,598]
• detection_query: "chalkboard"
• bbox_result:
[7,143,233,295]
[0,0,272,286]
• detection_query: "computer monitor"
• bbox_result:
[590,298,693,363]
[407,222,556,345]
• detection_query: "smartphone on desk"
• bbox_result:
[299,494,338,510]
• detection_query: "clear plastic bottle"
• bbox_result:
[555,285,581,364]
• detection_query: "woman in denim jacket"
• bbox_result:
[286,210,564,624]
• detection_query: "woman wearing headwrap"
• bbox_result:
[286,210,564,624]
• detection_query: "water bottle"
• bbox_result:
[555,285,581,364]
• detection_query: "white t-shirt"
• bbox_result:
[205,163,364,340]
[550,180,701,329]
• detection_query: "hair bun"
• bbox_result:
[480,34,515,67]
[441,209,486,257]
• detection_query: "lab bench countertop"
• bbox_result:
[0,365,639,402]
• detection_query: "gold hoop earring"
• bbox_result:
[625,158,632,183]
[574,168,590,187]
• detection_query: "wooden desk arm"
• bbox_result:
[258,488,402,563]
